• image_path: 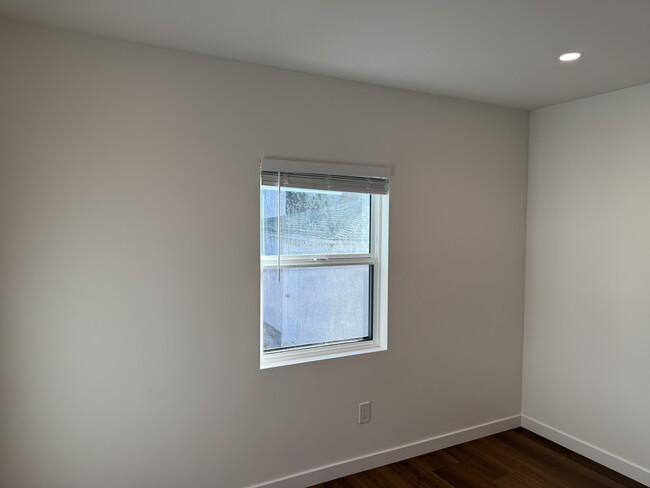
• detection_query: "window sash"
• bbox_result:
[262,263,375,353]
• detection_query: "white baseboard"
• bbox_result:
[522,415,650,487]
[248,415,521,488]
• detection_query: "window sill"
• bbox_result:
[260,341,387,369]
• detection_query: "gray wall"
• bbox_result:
[524,83,650,481]
[0,18,528,488]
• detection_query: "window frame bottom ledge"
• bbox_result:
[260,341,387,369]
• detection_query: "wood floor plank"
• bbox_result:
[388,458,455,488]
[355,465,414,487]
[497,429,641,488]
[465,435,567,488]
[514,429,647,488]
[414,450,460,470]
[493,472,553,488]
[443,442,511,481]
[308,428,647,488]
[434,462,502,488]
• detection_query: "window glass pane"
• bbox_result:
[261,187,370,256]
[262,265,372,351]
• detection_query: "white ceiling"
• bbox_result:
[1,0,649,109]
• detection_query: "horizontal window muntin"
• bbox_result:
[260,255,376,266]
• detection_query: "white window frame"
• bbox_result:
[259,158,389,369]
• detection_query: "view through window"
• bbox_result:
[261,188,372,351]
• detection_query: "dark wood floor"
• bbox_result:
[310,428,647,488]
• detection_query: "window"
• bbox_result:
[260,158,390,368]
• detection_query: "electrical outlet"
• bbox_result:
[359,401,371,424]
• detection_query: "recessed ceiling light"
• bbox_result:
[559,52,583,62]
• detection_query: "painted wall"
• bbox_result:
[524,83,650,481]
[0,18,528,488]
